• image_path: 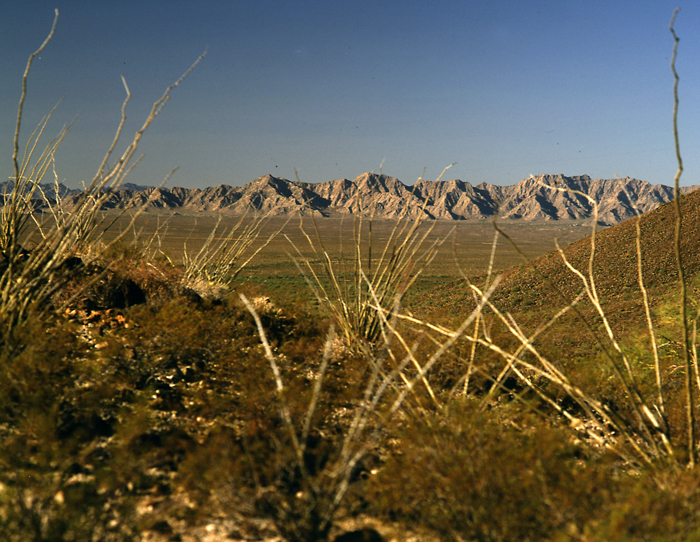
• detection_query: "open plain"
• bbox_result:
[90,213,593,301]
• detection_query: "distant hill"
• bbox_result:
[0,180,150,201]
[0,180,80,200]
[51,173,700,225]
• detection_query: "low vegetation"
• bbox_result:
[3,8,700,542]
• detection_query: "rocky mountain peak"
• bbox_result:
[48,172,700,225]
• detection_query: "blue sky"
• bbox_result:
[1,1,699,189]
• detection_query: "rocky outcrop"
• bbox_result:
[34,173,700,225]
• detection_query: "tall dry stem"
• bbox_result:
[669,7,694,467]
[1,10,205,344]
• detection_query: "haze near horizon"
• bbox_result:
[1,1,699,190]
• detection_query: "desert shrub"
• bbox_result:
[578,470,700,541]
[0,10,203,349]
[175,315,375,541]
[370,401,700,541]
[368,402,610,542]
[181,213,283,300]
[290,166,456,347]
[0,316,142,541]
[0,279,317,540]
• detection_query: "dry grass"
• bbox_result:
[180,212,284,299]
[1,10,204,344]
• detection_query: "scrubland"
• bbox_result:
[3,9,700,542]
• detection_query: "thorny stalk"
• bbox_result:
[622,184,668,435]
[12,10,58,192]
[452,225,500,395]
[1,11,206,342]
[444,171,680,464]
[240,294,306,474]
[669,7,694,468]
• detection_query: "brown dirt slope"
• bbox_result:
[419,188,700,315]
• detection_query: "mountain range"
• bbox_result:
[13,173,700,225]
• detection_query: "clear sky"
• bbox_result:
[1,1,699,189]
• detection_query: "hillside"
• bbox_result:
[418,185,700,317]
[59,172,699,225]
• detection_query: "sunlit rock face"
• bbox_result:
[48,173,699,224]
